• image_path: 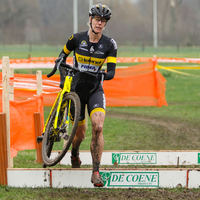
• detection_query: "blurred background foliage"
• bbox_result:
[0,0,200,46]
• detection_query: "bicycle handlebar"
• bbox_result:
[47,59,105,80]
[47,57,65,78]
[47,59,105,92]
[47,67,57,78]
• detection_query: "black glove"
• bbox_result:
[55,53,66,64]
[59,66,66,89]
[56,53,67,89]
[96,70,106,81]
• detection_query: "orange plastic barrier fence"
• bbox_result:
[115,57,200,63]
[1,56,200,65]
[104,62,167,107]
[0,57,74,65]
[0,62,167,107]
[0,72,60,106]
[0,95,44,158]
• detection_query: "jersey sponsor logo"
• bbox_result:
[103,94,106,109]
[90,46,94,54]
[110,38,117,50]
[76,53,105,66]
[98,44,104,49]
[80,40,88,47]
[69,35,74,40]
[78,57,102,65]
[93,104,100,108]
[94,51,104,55]
[79,47,88,51]
[80,64,97,72]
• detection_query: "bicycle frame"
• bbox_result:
[42,75,73,134]
[42,59,105,135]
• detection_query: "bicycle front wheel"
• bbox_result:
[42,92,80,166]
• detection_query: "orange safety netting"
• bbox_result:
[0,62,167,107]
[0,72,60,106]
[104,62,167,107]
[1,56,200,65]
[0,95,44,158]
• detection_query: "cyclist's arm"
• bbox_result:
[104,38,117,80]
[104,62,115,80]
[58,34,76,88]
[59,34,76,62]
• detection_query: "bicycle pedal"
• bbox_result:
[43,163,47,168]
[37,136,43,143]
[62,133,69,140]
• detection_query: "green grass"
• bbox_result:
[1,44,200,58]
[0,44,62,58]
[118,45,200,58]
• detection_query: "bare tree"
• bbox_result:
[0,0,200,46]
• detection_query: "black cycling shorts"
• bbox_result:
[70,86,106,125]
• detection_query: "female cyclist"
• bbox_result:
[57,3,117,187]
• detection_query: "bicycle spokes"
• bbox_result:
[42,92,80,166]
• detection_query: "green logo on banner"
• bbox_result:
[198,153,200,164]
[112,153,157,165]
[100,171,159,187]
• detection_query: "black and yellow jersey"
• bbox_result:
[60,31,117,80]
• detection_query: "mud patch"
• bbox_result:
[42,187,200,200]
[106,111,199,134]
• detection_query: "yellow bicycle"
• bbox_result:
[37,57,105,167]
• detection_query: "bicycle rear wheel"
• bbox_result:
[42,92,80,166]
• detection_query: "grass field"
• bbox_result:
[1,44,200,58]
[1,45,200,199]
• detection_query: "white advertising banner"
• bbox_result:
[53,151,200,166]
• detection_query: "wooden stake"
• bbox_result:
[34,113,43,163]
[2,56,13,168]
[35,70,43,163]
[0,113,8,185]
[36,70,42,95]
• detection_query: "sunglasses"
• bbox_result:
[93,17,107,23]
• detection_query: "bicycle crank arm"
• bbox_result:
[37,135,43,143]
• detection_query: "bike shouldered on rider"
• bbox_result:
[57,4,117,187]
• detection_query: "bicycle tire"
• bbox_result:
[42,92,80,166]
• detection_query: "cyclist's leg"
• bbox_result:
[70,100,86,167]
[88,86,106,186]
[90,110,105,170]
[72,123,86,150]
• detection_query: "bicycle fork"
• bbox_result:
[52,75,73,140]
[37,76,73,143]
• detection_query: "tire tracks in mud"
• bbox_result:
[106,111,200,135]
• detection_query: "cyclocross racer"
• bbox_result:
[58,3,117,187]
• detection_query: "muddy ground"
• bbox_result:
[67,188,200,200]
[32,187,200,200]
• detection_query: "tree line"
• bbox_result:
[0,0,199,46]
